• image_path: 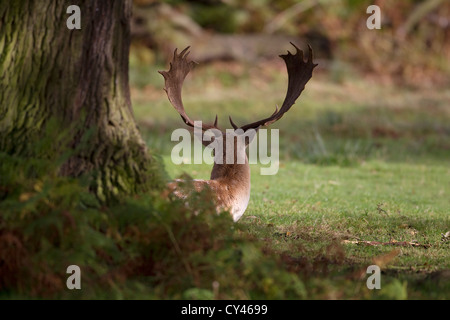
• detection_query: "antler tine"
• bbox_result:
[159,47,221,132]
[229,116,238,130]
[272,105,279,116]
[238,43,317,132]
[178,46,190,58]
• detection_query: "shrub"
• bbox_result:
[0,150,306,299]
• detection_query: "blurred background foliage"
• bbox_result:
[130,0,450,88]
[129,0,450,167]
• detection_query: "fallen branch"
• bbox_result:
[342,239,431,249]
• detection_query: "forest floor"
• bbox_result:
[131,58,450,299]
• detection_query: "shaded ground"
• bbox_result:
[132,58,450,299]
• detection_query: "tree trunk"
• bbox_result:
[0,0,161,201]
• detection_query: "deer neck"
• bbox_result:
[210,157,250,185]
[209,156,251,222]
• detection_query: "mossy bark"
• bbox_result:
[0,1,162,201]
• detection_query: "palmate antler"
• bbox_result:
[158,47,220,132]
[230,43,318,132]
[159,43,317,133]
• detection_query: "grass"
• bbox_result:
[162,159,449,299]
[133,57,450,299]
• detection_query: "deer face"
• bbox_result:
[200,128,257,167]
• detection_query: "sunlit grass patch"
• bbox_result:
[163,153,450,299]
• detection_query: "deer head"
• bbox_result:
[159,43,317,221]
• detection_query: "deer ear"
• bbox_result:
[233,127,258,147]
[194,128,222,148]
[244,128,258,147]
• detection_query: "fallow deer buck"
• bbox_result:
[159,43,317,222]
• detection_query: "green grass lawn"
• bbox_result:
[162,158,449,299]
[132,59,450,299]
